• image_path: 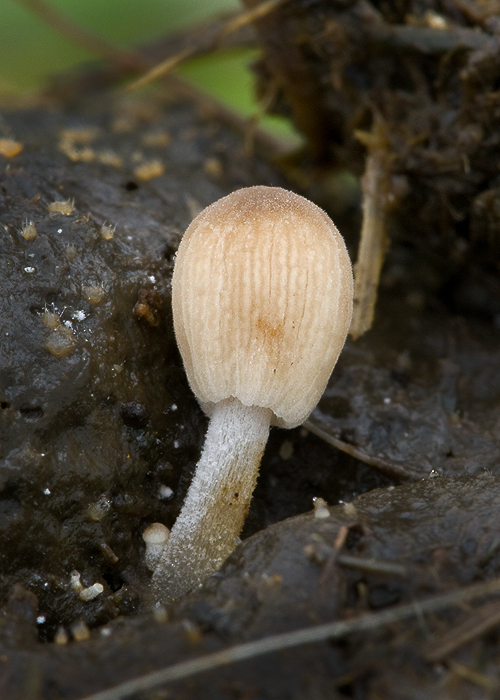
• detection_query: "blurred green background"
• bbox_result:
[0,0,300,145]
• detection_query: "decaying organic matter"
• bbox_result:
[244,0,500,333]
[247,0,500,244]
[1,1,500,698]
[0,89,293,641]
[6,472,500,700]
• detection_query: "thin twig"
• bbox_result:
[303,417,418,481]
[318,525,349,588]
[448,660,496,692]
[222,0,285,35]
[127,0,287,92]
[79,577,500,700]
[424,599,500,662]
[337,554,408,578]
[369,22,497,55]
[126,47,199,92]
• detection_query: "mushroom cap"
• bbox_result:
[143,522,170,545]
[172,186,353,429]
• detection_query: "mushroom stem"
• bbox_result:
[151,398,271,602]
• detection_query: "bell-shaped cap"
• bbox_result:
[172,186,353,428]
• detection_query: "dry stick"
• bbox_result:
[126,47,195,91]
[303,418,418,481]
[79,577,500,700]
[447,661,495,692]
[337,554,408,578]
[350,117,394,341]
[318,524,349,588]
[369,22,497,55]
[424,598,500,662]
[127,0,287,91]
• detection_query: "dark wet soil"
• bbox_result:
[0,34,500,699]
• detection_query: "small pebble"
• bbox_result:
[313,497,330,519]
[79,583,104,602]
[40,312,61,329]
[87,494,111,522]
[141,130,171,147]
[47,199,75,215]
[203,157,223,177]
[158,484,174,500]
[153,604,168,623]
[20,221,37,241]
[134,159,165,181]
[84,285,105,304]
[44,326,74,358]
[343,501,358,516]
[279,439,294,460]
[143,523,170,571]
[100,224,115,240]
[97,150,123,167]
[0,138,23,157]
[71,619,90,642]
[54,626,69,645]
[70,570,83,593]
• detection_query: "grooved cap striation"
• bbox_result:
[172,186,353,428]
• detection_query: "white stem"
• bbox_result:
[151,398,271,603]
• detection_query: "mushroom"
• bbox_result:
[151,186,353,603]
[143,522,170,571]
